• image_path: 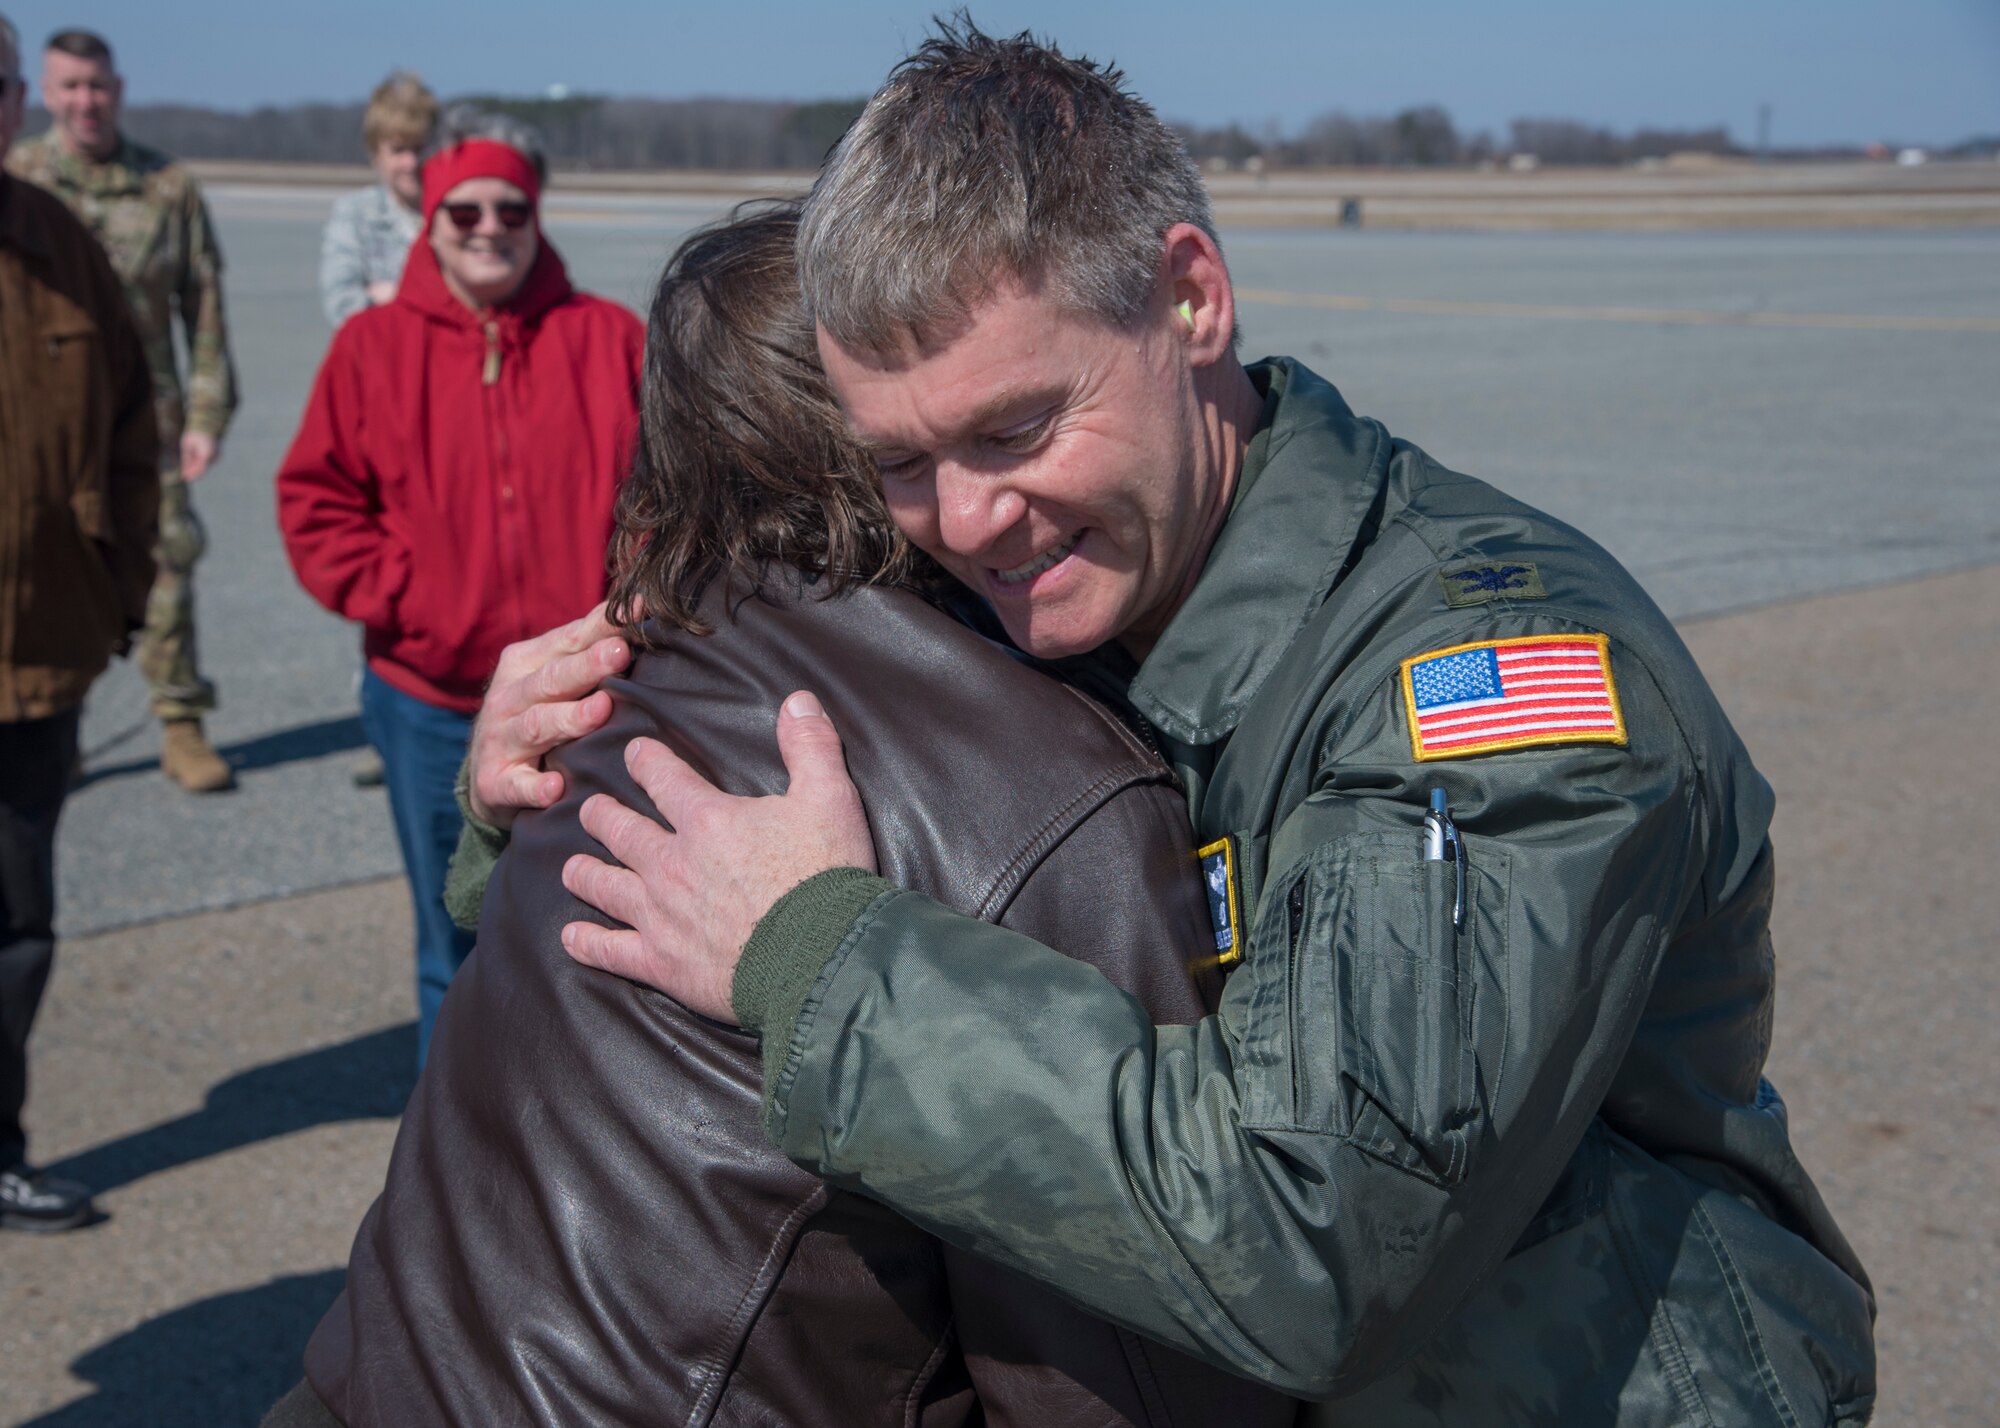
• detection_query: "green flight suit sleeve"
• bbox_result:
[444,759,510,931]
[177,186,237,438]
[749,625,1704,1399]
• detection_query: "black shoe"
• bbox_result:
[0,1163,96,1232]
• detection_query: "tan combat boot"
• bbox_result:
[160,719,235,793]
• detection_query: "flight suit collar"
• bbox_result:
[1124,357,1390,746]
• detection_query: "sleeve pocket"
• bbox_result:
[1288,831,1510,1184]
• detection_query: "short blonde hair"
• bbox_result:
[362,70,437,153]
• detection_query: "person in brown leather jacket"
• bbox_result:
[264,204,1299,1427]
[0,13,158,1233]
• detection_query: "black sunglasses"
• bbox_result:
[442,200,534,232]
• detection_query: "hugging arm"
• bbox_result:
[751,665,1697,1398]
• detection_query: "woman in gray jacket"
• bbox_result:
[317,71,434,327]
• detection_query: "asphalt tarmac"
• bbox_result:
[7,565,1993,1426]
[4,191,1995,1422]
[54,195,2000,936]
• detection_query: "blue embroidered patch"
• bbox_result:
[1439,560,1547,608]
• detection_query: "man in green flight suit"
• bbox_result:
[531,23,1876,1423]
[8,28,238,792]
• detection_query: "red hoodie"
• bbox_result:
[278,235,642,712]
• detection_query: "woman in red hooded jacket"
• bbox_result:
[278,110,642,1066]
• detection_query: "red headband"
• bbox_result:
[421,139,542,226]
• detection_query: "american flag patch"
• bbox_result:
[1401,633,1627,762]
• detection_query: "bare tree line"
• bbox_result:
[21,91,1953,170]
[20,94,870,170]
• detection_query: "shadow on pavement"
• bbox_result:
[46,1022,415,1195]
[77,715,371,788]
[18,1269,343,1428]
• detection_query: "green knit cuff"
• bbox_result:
[444,756,511,931]
[734,866,893,1104]
[734,866,888,1032]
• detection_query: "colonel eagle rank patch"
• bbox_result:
[1439,559,1546,607]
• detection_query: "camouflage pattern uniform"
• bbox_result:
[7,133,238,720]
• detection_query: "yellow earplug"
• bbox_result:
[1177,299,1196,331]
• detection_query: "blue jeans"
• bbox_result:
[360,669,476,1070]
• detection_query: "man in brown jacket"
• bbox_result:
[0,11,158,1232]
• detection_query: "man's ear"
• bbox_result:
[1161,222,1236,367]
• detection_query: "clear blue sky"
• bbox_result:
[8,0,1996,146]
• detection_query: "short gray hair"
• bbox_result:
[797,17,1216,350]
[433,104,549,185]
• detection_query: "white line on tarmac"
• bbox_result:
[1234,287,2000,333]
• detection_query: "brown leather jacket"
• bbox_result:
[305,575,1301,1427]
[0,174,157,722]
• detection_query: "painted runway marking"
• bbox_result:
[1234,287,2000,333]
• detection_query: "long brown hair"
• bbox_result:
[607,200,924,640]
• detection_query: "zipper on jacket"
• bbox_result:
[481,320,501,385]
[1287,876,1308,1117]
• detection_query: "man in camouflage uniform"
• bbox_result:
[7,27,238,792]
